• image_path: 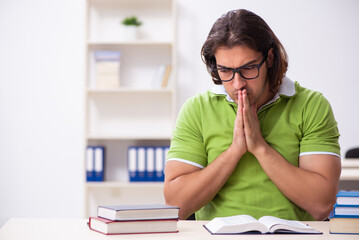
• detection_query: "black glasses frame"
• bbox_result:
[212,51,269,82]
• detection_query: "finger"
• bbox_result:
[237,90,244,123]
[237,90,243,110]
[242,89,250,113]
[242,89,252,124]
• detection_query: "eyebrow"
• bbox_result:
[217,59,258,69]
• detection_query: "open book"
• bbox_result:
[204,215,322,234]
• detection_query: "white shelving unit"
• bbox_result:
[84,0,176,217]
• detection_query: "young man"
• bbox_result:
[164,9,341,221]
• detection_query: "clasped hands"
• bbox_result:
[230,89,267,158]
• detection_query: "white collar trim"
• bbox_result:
[210,76,296,104]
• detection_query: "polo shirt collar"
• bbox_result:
[210,76,296,104]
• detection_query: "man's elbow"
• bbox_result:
[164,191,190,219]
[310,202,335,220]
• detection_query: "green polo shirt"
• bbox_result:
[167,77,340,221]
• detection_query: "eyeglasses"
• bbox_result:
[212,51,268,82]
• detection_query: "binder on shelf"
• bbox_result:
[146,147,155,181]
[86,146,105,182]
[128,146,137,182]
[127,146,169,182]
[94,147,105,181]
[155,147,164,182]
[86,147,95,181]
[137,147,146,182]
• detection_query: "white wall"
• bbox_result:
[0,0,85,226]
[0,0,358,227]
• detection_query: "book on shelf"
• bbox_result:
[94,50,121,89]
[88,217,178,235]
[161,65,172,88]
[97,204,179,221]
[203,215,321,235]
[336,190,359,205]
[86,146,105,182]
[152,64,172,88]
[128,146,169,182]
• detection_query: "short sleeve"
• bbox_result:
[167,96,208,167]
[300,93,340,156]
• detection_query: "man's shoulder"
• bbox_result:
[184,89,226,106]
[294,82,324,98]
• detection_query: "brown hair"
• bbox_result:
[201,9,288,93]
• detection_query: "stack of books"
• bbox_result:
[94,51,121,89]
[329,190,359,234]
[88,204,179,235]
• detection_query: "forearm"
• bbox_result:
[164,147,242,219]
[253,144,340,220]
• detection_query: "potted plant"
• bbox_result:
[121,16,142,40]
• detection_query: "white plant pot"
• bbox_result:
[121,26,139,41]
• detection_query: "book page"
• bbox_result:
[205,215,268,234]
[258,216,318,233]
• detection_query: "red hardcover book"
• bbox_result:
[88,217,178,235]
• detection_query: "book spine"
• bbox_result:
[137,147,146,181]
[128,146,137,182]
[146,147,155,181]
[86,146,95,181]
[94,147,105,181]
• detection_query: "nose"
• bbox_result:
[232,72,247,90]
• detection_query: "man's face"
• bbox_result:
[214,45,271,108]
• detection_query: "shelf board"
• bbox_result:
[86,181,164,188]
[87,134,172,140]
[342,158,359,168]
[87,88,173,94]
[88,40,173,47]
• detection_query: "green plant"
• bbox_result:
[121,16,142,26]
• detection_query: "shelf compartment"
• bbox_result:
[86,139,170,182]
[87,45,172,89]
[87,0,173,42]
[87,91,173,139]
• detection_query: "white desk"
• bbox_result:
[1,218,359,240]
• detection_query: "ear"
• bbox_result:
[267,48,274,68]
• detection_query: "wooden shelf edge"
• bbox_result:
[85,181,164,188]
[87,40,173,46]
[86,135,172,140]
[87,88,174,94]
